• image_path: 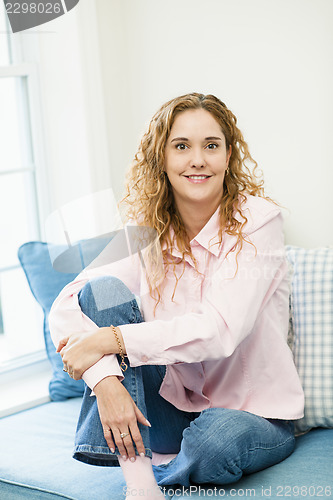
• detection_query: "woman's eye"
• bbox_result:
[175,143,188,150]
[206,143,218,150]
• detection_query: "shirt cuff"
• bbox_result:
[82,354,124,392]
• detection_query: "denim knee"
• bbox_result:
[180,409,293,481]
[181,408,249,469]
[79,275,135,310]
[78,275,143,328]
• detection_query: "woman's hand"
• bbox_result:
[94,376,151,461]
[57,328,113,379]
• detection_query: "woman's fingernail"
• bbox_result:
[140,452,145,457]
[146,419,151,427]
[122,455,127,461]
[130,457,135,462]
[110,448,115,453]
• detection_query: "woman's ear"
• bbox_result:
[227,145,232,165]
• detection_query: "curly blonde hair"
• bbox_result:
[120,93,277,313]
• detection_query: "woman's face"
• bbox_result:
[164,108,231,214]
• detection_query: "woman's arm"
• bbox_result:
[59,207,287,375]
[49,242,141,389]
[58,326,125,380]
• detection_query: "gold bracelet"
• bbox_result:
[111,325,128,372]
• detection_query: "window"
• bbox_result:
[0,4,46,369]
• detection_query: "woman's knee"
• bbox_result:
[78,276,142,328]
[178,409,248,483]
[181,408,295,483]
[79,276,135,312]
[183,408,251,458]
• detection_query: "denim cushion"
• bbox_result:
[17,242,85,401]
[285,246,333,433]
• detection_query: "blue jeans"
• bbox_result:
[73,276,296,487]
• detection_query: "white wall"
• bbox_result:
[25,0,333,247]
[95,0,333,247]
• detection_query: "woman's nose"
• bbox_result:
[190,148,206,168]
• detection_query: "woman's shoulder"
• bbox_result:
[236,194,282,235]
[239,193,281,215]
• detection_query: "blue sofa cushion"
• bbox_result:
[0,399,125,500]
[0,399,332,500]
[17,242,85,401]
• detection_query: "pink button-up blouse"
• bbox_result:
[49,194,304,420]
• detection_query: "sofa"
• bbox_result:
[0,241,332,500]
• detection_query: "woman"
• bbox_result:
[49,93,304,499]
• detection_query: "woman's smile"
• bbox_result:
[184,174,212,183]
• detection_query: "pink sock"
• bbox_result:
[151,452,177,466]
[118,455,165,499]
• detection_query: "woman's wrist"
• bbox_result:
[93,375,120,395]
[98,326,126,356]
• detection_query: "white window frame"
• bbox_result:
[0,10,51,376]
